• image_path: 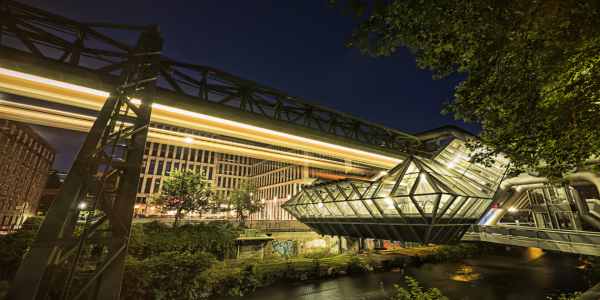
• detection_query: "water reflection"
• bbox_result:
[450,264,482,282]
[237,247,587,300]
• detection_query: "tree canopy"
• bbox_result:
[216,177,260,226]
[331,0,600,184]
[148,169,215,227]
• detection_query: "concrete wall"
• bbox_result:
[236,231,361,262]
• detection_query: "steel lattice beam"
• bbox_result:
[5,17,163,300]
[0,0,419,154]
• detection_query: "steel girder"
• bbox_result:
[5,19,163,300]
[0,0,419,153]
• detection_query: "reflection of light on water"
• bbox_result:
[450,264,482,282]
[523,247,544,263]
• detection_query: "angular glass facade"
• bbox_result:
[283,141,506,244]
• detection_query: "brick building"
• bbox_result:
[0,119,57,227]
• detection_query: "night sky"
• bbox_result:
[18,0,481,172]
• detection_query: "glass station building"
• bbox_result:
[283,140,508,244]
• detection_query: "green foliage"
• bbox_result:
[21,216,44,226]
[216,177,260,226]
[346,256,364,274]
[392,276,449,300]
[128,221,238,260]
[121,251,217,300]
[0,230,35,278]
[546,292,584,300]
[226,264,262,297]
[309,257,322,278]
[331,0,600,184]
[148,168,216,227]
[281,259,297,281]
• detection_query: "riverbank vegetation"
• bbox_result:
[1,220,595,299]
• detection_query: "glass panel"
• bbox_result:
[413,195,437,214]
[329,190,342,201]
[337,201,356,216]
[464,199,483,218]
[405,162,420,174]
[393,173,418,196]
[374,198,400,216]
[305,204,320,216]
[348,190,361,200]
[364,184,379,198]
[455,197,476,217]
[437,194,454,215]
[549,188,569,205]
[555,211,575,230]
[413,174,436,195]
[445,196,467,217]
[350,201,372,217]
[531,190,545,205]
[534,212,553,229]
[325,203,343,216]
[376,179,396,197]
[469,200,490,218]
[295,205,308,217]
[364,200,382,217]
[395,196,420,216]
[315,202,332,217]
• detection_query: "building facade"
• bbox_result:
[134,121,372,220]
[0,119,57,227]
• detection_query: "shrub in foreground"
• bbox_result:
[392,276,448,300]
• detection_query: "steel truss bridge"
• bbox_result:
[2,1,600,299]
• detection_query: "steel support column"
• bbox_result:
[6,26,163,300]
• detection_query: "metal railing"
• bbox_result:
[463,225,600,256]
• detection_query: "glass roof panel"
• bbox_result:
[437,194,454,216]
[413,195,437,215]
[412,174,437,195]
[374,198,400,216]
[337,201,356,216]
[295,205,308,217]
[349,200,372,218]
[405,162,420,174]
[395,196,420,216]
[363,200,382,217]
[325,202,343,216]
[455,197,477,217]
[393,173,418,196]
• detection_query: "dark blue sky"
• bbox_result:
[20,0,481,172]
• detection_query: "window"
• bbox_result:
[534,213,553,229]
[156,160,164,175]
[217,177,221,186]
[531,190,545,205]
[144,142,151,155]
[175,147,182,159]
[174,163,180,172]
[555,212,575,230]
[144,178,152,193]
[190,149,196,161]
[210,152,215,164]
[152,178,161,194]
[147,159,156,174]
[141,160,147,174]
[168,145,174,158]
[152,143,159,156]
[182,148,189,161]
[218,164,223,174]
[204,151,209,163]
[209,167,213,180]
[196,165,201,173]
[160,144,167,157]
[165,161,172,176]
[203,166,208,176]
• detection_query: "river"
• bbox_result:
[235,247,589,300]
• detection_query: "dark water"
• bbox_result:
[236,247,589,300]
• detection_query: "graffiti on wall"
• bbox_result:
[272,240,294,255]
[383,240,402,249]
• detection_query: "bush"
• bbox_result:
[281,260,297,282]
[128,221,238,259]
[21,216,44,226]
[346,256,364,274]
[0,230,35,279]
[122,251,217,300]
[226,264,262,297]
[392,276,449,300]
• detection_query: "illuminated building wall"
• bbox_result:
[0,119,57,226]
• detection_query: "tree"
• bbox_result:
[392,276,449,300]
[330,0,600,184]
[148,169,215,228]
[229,177,260,227]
